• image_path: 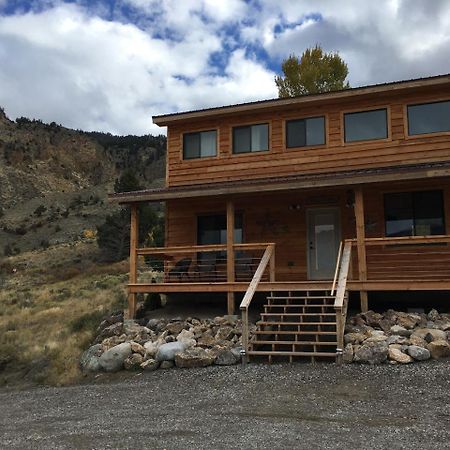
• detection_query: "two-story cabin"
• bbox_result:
[110,74,450,363]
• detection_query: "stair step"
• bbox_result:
[267,296,335,300]
[251,340,338,346]
[261,313,336,317]
[247,350,336,357]
[254,330,337,336]
[257,321,337,326]
[263,304,336,308]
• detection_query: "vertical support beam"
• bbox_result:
[226,200,235,315]
[354,188,368,312]
[269,245,276,282]
[128,203,139,319]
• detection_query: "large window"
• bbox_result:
[197,213,243,245]
[344,109,388,143]
[407,100,450,136]
[233,123,269,154]
[286,116,325,148]
[384,190,445,237]
[183,130,217,159]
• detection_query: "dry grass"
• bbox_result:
[0,241,128,386]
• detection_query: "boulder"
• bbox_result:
[175,347,215,368]
[354,341,388,364]
[427,340,450,359]
[140,359,160,371]
[390,325,411,337]
[386,335,408,345]
[166,321,185,335]
[130,342,145,356]
[99,342,132,372]
[165,335,176,343]
[197,331,216,347]
[388,347,413,364]
[427,309,440,321]
[408,334,427,348]
[343,343,354,364]
[396,313,420,330]
[344,332,366,345]
[411,328,447,342]
[80,344,103,372]
[123,320,144,336]
[407,345,431,361]
[101,335,127,351]
[215,326,235,342]
[155,341,186,361]
[177,329,196,349]
[214,348,240,365]
[124,353,144,370]
[144,339,163,358]
[362,310,384,328]
[94,322,123,343]
[146,318,160,331]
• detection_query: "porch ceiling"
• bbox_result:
[108,161,450,204]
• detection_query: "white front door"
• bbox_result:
[307,207,341,280]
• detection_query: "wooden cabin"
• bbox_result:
[109,74,450,362]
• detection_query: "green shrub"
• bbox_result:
[69,310,105,333]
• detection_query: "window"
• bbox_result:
[407,100,450,136]
[384,190,445,237]
[344,109,388,143]
[233,123,269,154]
[286,116,325,148]
[197,214,243,245]
[183,130,217,159]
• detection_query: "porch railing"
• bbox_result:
[349,234,450,282]
[333,241,352,362]
[239,244,276,364]
[134,243,274,284]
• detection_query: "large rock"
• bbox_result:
[214,348,240,365]
[354,341,388,364]
[123,320,145,336]
[408,334,427,348]
[427,309,440,321]
[80,344,103,372]
[130,342,146,356]
[362,311,384,328]
[407,345,431,361]
[215,326,235,342]
[166,321,185,335]
[390,325,411,337]
[176,329,196,349]
[411,328,447,342]
[99,342,132,372]
[124,353,144,370]
[155,341,186,361]
[396,313,421,330]
[94,322,123,343]
[427,340,450,359]
[388,347,413,364]
[343,343,354,364]
[175,347,215,368]
[344,332,366,345]
[197,331,216,347]
[144,339,163,358]
[140,359,160,371]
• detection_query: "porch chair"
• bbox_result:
[167,257,192,281]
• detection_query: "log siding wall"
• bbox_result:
[166,88,450,187]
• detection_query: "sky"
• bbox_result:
[0,0,450,135]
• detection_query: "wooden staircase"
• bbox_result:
[247,290,344,363]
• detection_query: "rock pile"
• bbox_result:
[80,315,252,373]
[343,309,450,364]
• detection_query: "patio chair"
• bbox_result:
[168,257,192,281]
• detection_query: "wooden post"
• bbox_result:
[128,203,139,319]
[269,244,276,282]
[354,188,368,312]
[226,200,235,315]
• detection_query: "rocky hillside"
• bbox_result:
[0,108,166,255]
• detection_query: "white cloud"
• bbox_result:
[0,1,450,135]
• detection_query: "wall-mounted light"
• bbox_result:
[289,204,302,211]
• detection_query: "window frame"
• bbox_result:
[342,106,391,145]
[405,99,450,139]
[231,122,270,155]
[285,115,327,150]
[383,189,446,238]
[182,129,218,160]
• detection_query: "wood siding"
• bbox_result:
[166,87,450,187]
[165,179,450,282]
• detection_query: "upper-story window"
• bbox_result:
[232,123,269,154]
[183,130,217,159]
[407,100,450,136]
[344,108,388,143]
[286,116,325,148]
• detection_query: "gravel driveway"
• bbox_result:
[1,361,449,450]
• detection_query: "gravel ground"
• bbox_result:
[0,361,449,450]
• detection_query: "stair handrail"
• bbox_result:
[330,241,343,296]
[333,241,352,363]
[240,243,275,364]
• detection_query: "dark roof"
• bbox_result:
[152,73,450,125]
[109,161,450,204]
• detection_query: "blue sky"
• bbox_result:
[1,0,450,135]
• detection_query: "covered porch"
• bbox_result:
[109,162,450,321]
